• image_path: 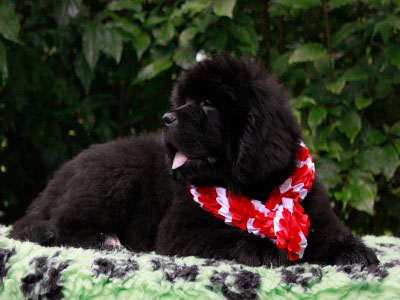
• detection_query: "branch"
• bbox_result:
[262,0,272,61]
[322,0,334,77]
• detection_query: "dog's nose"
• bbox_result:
[162,112,177,126]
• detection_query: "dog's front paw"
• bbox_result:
[233,236,290,267]
[10,221,57,246]
[327,235,379,266]
[262,247,290,267]
[101,233,123,251]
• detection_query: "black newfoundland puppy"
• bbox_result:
[11,54,378,267]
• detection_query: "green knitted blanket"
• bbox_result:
[1,225,399,300]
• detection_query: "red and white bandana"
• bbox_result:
[189,141,315,261]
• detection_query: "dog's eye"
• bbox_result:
[201,100,215,112]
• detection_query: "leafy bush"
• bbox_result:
[1,0,399,236]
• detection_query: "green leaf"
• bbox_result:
[355,143,398,180]
[344,66,369,81]
[348,170,377,215]
[335,170,376,215]
[292,108,301,123]
[330,0,354,9]
[144,15,167,28]
[107,0,142,11]
[229,24,257,55]
[288,43,326,64]
[394,139,400,153]
[313,53,331,74]
[368,129,386,145]
[332,22,356,46]
[271,52,290,76]
[204,28,227,50]
[173,45,196,69]
[111,19,150,59]
[339,110,361,143]
[382,145,400,180]
[392,0,400,6]
[153,22,175,46]
[373,21,392,42]
[0,40,7,76]
[355,147,385,175]
[392,121,400,137]
[228,24,252,45]
[308,107,327,132]
[102,28,123,64]
[316,157,342,189]
[181,0,213,15]
[133,57,173,84]
[179,27,199,46]
[332,21,361,46]
[387,15,400,31]
[387,45,400,70]
[325,76,346,95]
[355,97,372,110]
[74,53,93,94]
[328,141,343,161]
[0,3,20,43]
[273,0,320,9]
[54,0,81,26]
[329,107,342,117]
[132,32,150,59]
[356,145,399,180]
[82,21,104,70]
[334,188,351,204]
[191,13,217,31]
[292,96,316,109]
[213,0,236,18]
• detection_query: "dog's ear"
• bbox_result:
[229,78,301,189]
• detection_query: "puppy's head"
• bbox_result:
[163,54,302,193]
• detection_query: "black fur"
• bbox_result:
[10,54,378,267]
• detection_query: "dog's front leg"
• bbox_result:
[301,179,379,266]
[155,204,290,267]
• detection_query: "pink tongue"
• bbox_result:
[172,151,188,169]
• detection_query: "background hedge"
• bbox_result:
[1,0,400,236]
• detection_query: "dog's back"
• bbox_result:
[10,133,173,250]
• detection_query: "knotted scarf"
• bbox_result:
[189,141,314,261]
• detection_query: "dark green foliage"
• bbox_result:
[0,0,399,236]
